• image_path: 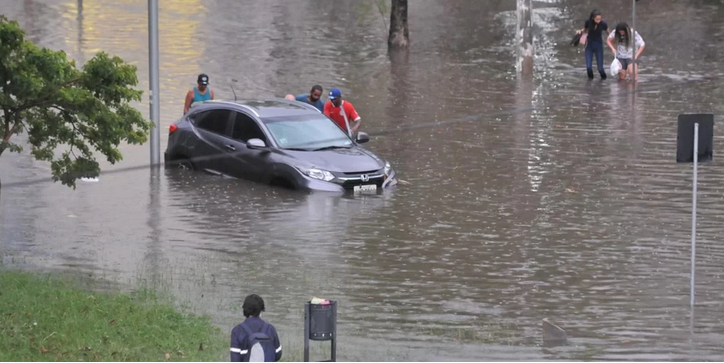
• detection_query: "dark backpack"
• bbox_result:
[240,321,275,362]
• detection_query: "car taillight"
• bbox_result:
[169,124,178,134]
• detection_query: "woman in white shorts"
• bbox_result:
[607,22,645,81]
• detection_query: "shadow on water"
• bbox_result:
[2,0,724,360]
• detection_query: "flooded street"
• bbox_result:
[2,0,724,360]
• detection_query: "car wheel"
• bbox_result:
[176,158,194,171]
[270,177,295,190]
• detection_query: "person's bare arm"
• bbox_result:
[635,44,645,60]
[606,37,616,56]
[183,90,193,114]
[634,33,645,60]
[210,89,215,100]
[576,22,587,34]
[351,118,362,134]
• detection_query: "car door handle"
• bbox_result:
[225,144,236,151]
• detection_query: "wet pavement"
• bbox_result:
[2,0,724,360]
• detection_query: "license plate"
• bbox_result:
[353,184,377,193]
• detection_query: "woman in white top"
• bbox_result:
[607,22,645,81]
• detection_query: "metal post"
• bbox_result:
[632,0,637,85]
[516,0,534,75]
[148,0,161,165]
[304,303,310,362]
[691,122,698,309]
[331,335,336,362]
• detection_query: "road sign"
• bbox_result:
[677,114,713,163]
[676,113,714,310]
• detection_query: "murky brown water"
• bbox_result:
[2,0,724,360]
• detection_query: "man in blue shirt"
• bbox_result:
[183,73,215,114]
[294,85,324,112]
[230,294,282,362]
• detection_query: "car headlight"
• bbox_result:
[299,167,335,182]
[383,161,392,176]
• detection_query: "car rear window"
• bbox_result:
[193,109,231,135]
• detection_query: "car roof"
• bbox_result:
[191,98,322,118]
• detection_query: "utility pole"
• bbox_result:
[632,0,637,85]
[148,0,160,165]
[516,0,534,75]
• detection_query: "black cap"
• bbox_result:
[197,73,209,85]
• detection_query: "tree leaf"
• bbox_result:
[0,15,152,187]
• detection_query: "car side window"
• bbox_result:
[231,112,266,143]
[194,109,231,135]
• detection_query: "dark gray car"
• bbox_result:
[164,99,397,193]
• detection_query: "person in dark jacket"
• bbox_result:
[230,294,282,362]
[576,9,610,79]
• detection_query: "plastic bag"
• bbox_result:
[579,33,587,46]
[610,58,622,77]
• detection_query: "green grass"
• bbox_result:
[0,271,228,361]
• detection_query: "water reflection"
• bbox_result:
[75,0,84,63]
[140,167,164,290]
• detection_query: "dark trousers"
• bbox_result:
[585,41,604,73]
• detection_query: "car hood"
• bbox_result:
[283,146,384,173]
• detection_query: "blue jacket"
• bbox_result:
[230,317,282,362]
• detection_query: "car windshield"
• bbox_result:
[263,115,353,150]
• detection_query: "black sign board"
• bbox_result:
[677,114,714,163]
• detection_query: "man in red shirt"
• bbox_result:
[323,88,361,137]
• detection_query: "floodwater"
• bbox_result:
[2,0,724,360]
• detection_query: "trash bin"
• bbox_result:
[304,300,337,362]
[308,300,336,341]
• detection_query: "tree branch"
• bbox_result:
[3,109,10,142]
[14,78,82,114]
[65,112,82,161]
[3,111,21,144]
[3,80,81,151]
[11,112,22,136]
[51,105,81,158]
[68,142,78,160]
[51,105,70,114]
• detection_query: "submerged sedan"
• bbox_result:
[164,99,397,193]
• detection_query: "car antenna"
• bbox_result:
[230,79,238,101]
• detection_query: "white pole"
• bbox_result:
[691,122,698,309]
[148,0,161,165]
[516,0,534,75]
[632,0,637,84]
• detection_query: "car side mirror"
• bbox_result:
[356,132,370,144]
[247,138,267,149]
